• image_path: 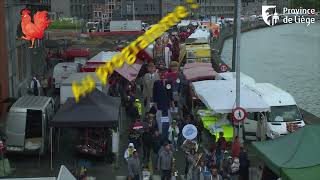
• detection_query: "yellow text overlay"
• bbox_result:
[72,3,197,102]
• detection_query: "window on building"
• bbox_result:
[127,4,132,13]
[144,4,148,11]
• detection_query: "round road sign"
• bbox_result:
[219,64,228,72]
[232,107,248,122]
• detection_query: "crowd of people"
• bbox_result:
[118,24,251,180]
[122,62,250,180]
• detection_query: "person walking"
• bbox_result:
[142,128,153,164]
[142,63,160,113]
[153,74,174,139]
[30,76,41,96]
[210,165,223,180]
[230,157,240,180]
[222,156,233,179]
[239,147,249,180]
[41,76,48,96]
[216,132,227,171]
[232,136,241,158]
[158,142,173,180]
[124,143,136,161]
[128,150,142,180]
[168,120,179,151]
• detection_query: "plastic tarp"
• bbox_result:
[192,80,270,113]
[115,60,143,82]
[50,89,120,128]
[87,51,119,64]
[183,63,217,81]
[251,125,320,180]
[216,72,256,86]
[188,29,210,40]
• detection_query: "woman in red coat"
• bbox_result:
[232,136,241,158]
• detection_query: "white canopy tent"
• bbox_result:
[87,51,118,64]
[192,80,270,114]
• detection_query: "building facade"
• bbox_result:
[161,0,182,17]
[195,0,235,18]
[92,0,122,22]
[121,0,161,23]
[0,0,9,116]
[4,0,50,100]
[51,0,92,19]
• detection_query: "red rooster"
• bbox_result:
[21,9,51,48]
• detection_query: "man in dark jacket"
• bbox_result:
[239,146,250,180]
[142,128,153,164]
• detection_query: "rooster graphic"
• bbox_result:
[21,9,51,48]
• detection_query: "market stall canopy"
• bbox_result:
[115,59,143,82]
[183,63,217,82]
[186,29,210,44]
[252,125,320,180]
[86,51,118,64]
[216,72,256,86]
[50,89,120,128]
[192,80,270,113]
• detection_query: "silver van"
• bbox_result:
[5,96,55,155]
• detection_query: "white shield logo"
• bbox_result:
[262,5,278,26]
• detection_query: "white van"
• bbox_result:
[5,96,55,154]
[53,62,79,89]
[244,83,305,139]
[60,72,109,104]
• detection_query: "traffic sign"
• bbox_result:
[219,64,228,72]
[232,107,248,122]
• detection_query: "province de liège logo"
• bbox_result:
[262,5,279,26]
[262,5,317,26]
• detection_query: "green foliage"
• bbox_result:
[49,20,82,29]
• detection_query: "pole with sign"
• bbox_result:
[234,0,243,143]
[219,63,228,73]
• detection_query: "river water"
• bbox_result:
[221,22,320,117]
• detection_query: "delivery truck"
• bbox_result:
[110,20,142,31]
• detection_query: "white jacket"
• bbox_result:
[168,125,179,141]
[231,161,240,173]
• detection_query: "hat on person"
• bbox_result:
[128,143,134,148]
[172,120,177,123]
